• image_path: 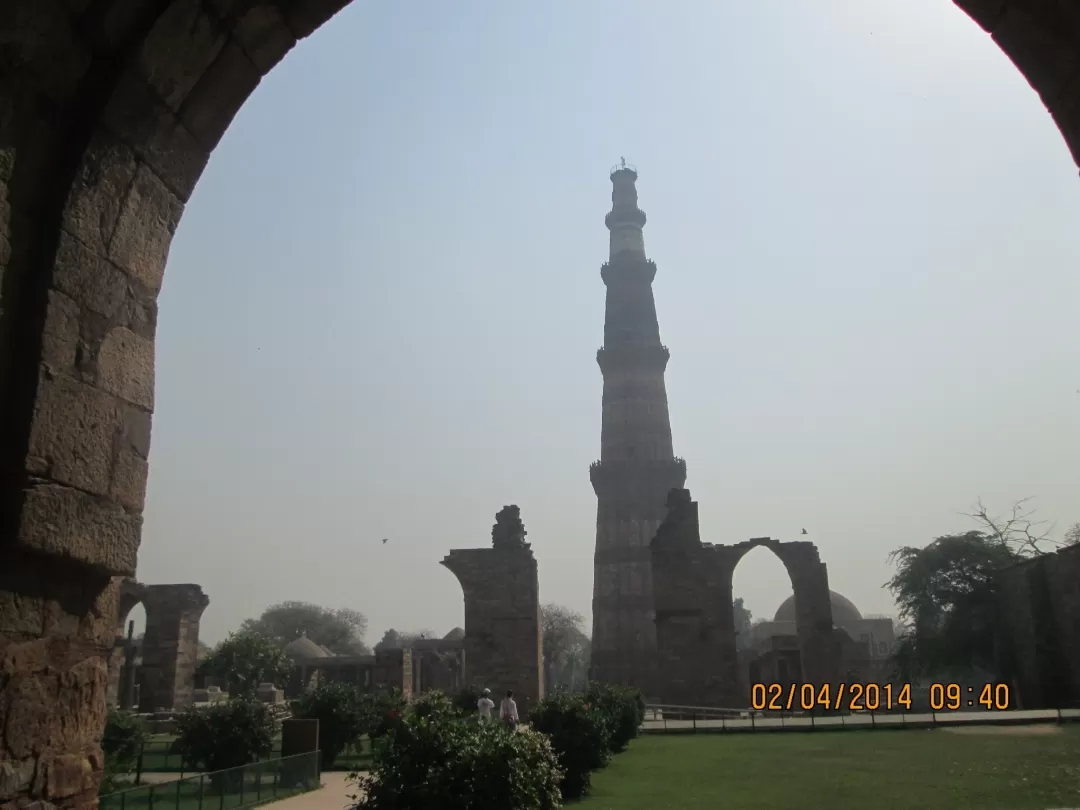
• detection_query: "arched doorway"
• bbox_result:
[2,2,1079,806]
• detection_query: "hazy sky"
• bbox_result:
[132,0,1080,645]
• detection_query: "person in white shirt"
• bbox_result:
[500,690,519,729]
[476,688,495,723]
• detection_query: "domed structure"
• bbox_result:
[443,627,465,641]
[284,636,335,660]
[773,591,862,629]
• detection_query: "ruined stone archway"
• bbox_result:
[440,506,543,715]
[1,2,1079,807]
[650,489,838,707]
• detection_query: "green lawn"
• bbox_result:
[580,727,1080,810]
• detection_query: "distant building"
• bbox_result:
[740,591,897,689]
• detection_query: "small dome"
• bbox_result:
[284,636,333,660]
[773,591,862,628]
[443,627,465,641]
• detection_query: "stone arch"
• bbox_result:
[722,538,837,698]
[651,490,838,707]
[2,1,1080,805]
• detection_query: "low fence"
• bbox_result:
[132,739,372,779]
[100,752,321,810]
[642,704,1080,734]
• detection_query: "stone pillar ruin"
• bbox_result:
[441,505,544,715]
[137,584,210,712]
[650,488,839,707]
[372,647,413,698]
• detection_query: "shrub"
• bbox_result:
[451,686,483,717]
[174,699,276,774]
[528,692,611,800]
[291,681,365,768]
[584,682,645,751]
[352,694,562,810]
[99,710,146,795]
[359,687,409,741]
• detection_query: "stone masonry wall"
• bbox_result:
[997,544,1080,708]
[441,548,543,715]
[1,2,1080,808]
[651,489,838,707]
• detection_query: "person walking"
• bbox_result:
[477,688,495,724]
[500,690,519,730]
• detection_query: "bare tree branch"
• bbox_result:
[962,497,1061,557]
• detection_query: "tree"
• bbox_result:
[964,497,1062,556]
[291,682,365,768]
[239,601,369,655]
[732,598,753,651]
[1065,522,1080,548]
[197,630,292,698]
[174,700,276,774]
[541,604,586,691]
[886,530,1017,680]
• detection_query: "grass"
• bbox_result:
[580,726,1080,810]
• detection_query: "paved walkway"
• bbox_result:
[271,771,362,810]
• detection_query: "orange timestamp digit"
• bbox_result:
[751,682,914,712]
[928,682,1010,711]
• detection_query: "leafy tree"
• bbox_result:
[358,687,409,741]
[240,601,369,655]
[291,682,365,768]
[732,598,753,651]
[197,630,292,699]
[174,700,276,774]
[541,603,586,690]
[886,530,1017,680]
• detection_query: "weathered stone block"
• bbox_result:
[40,290,81,373]
[122,405,153,459]
[17,483,140,575]
[212,1,296,73]
[44,755,92,800]
[97,327,155,409]
[110,448,149,512]
[28,374,120,496]
[107,165,182,293]
[0,759,35,801]
[138,0,227,112]
[61,135,139,256]
[101,69,210,202]
[52,231,129,318]
[179,40,261,151]
[283,0,350,39]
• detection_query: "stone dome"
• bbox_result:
[773,591,862,629]
[443,627,465,641]
[284,636,334,660]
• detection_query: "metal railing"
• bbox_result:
[100,752,320,810]
[129,738,372,780]
[642,704,1080,734]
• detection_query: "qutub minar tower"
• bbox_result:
[589,161,686,690]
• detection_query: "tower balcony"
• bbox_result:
[596,344,670,375]
[600,258,656,286]
[605,207,647,229]
[589,457,688,499]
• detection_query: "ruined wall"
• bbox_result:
[997,544,1080,709]
[650,489,838,707]
[372,648,413,698]
[441,548,543,715]
[137,584,209,712]
[2,1,1080,808]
